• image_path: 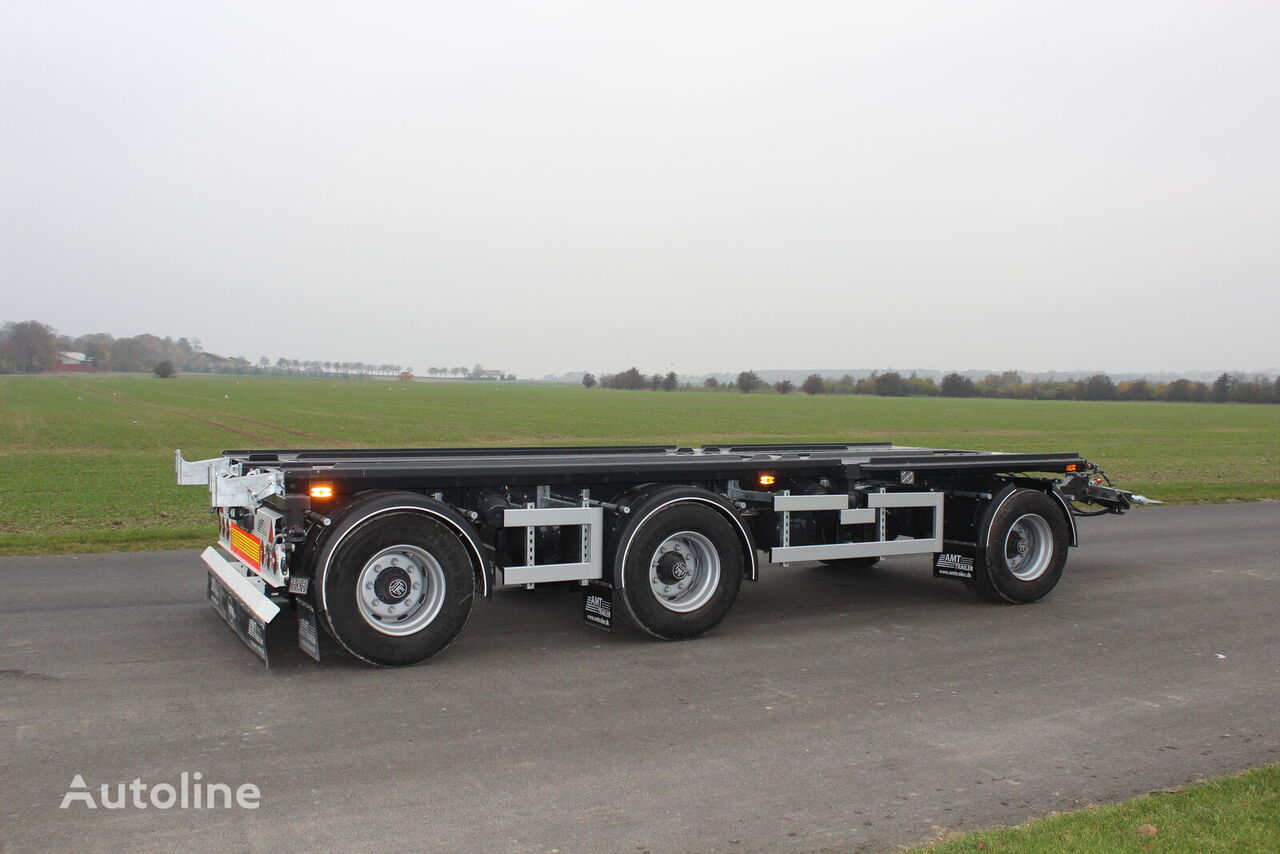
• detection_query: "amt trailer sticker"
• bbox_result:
[933,552,975,579]
[583,585,614,631]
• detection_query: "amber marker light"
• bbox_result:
[1065,464,1077,472]
[309,485,335,499]
[758,474,777,487]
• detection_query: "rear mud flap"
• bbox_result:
[202,546,281,663]
[296,600,322,661]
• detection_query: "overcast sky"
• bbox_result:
[3,1,1277,377]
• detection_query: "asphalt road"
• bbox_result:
[2,504,1277,853]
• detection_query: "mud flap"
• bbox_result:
[933,551,976,580]
[201,546,281,663]
[296,600,321,661]
[583,583,614,631]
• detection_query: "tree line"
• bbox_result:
[583,367,1280,404]
[1,320,410,379]
[0,320,226,374]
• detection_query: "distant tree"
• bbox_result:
[1078,374,1116,400]
[977,370,1023,398]
[736,371,761,393]
[75,333,114,369]
[1165,378,1193,401]
[1116,379,1150,401]
[1233,376,1262,403]
[833,374,857,394]
[0,320,59,372]
[940,373,976,397]
[1211,372,1235,403]
[153,360,176,378]
[774,379,795,395]
[703,376,719,389]
[905,373,938,396]
[84,342,111,370]
[662,371,679,392]
[874,371,907,396]
[611,367,647,390]
[800,374,824,395]
[582,372,597,389]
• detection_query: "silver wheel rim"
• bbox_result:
[649,530,721,613]
[355,545,447,636]
[1003,514,1053,581]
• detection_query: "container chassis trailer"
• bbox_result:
[175,442,1152,666]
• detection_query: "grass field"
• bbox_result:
[912,763,1280,853]
[0,373,1275,555]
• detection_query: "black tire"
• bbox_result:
[617,502,744,640]
[320,512,475,666]
[820,557,881,570]
[969,490,1069,604]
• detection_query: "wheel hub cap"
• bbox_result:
[1003,514,1053,581]
[355,545,448,636]
[655,552,690,584]
[648,531,722,613]
[375,567,412,604]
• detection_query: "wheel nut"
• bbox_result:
[366,582,374,589]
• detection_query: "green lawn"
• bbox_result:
[914,763,1280,853]
[0,373,1276,554]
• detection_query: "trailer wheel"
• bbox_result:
[618,503,744,639]
[320,513,474,666]
[820,557,880,570]
[970,490,1069,604]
